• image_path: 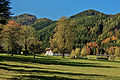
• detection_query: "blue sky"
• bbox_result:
[11,0,120,20]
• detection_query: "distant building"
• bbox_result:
[45,48,53,56]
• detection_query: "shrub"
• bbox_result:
[75,48,80,58]
[70,50,75,59]
[70,48,81,59]
[108,46,116,61]
[108,46,115,55]
[81,46,90,58]
[115,47,120,56]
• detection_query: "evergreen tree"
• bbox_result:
[0,0,11,24]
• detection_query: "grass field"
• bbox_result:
[0,54,120,80]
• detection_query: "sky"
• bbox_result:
[11,0,120,20]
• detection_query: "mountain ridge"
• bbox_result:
[9,9,120,49]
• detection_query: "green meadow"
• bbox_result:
[0,54,120,80]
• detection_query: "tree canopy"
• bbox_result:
[0,0,11,24]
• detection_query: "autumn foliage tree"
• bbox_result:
[50,16,76,58]
[87,42,98,54]
[81,46,91,58]
[1,21,21,56]
[108,46,116,61]
[1,21,42,56]
[107,46,120,61]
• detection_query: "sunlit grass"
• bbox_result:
[0,53,120,80]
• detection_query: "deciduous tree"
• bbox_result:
[81,46,90,58]
[50,16,76,58]
[1,21,21,56]
[20,26,36,55]
[28,37,43,59]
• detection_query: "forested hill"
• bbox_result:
[10,14,37,26]
[31,18,54,30]
[10,9,120,50]
[70,9,109,18]
[10,14,54,30]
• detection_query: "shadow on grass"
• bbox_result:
[1,65,119,80]
[87,58,120,63]
[0,65,108,80]
[21,75,92,80]
[0,55,119,68]
[1,65,120,80]
[0,63,61,71]
[0,64,108,77]
[11,75,90,80]
[0,55,120,80]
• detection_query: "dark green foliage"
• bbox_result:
[35,9,120,51]
[69,9,120,50]
[31,18,53,30]
[70,9,108,18]
[10,14,37,25]
[35,22,57,50]
[9,14,56,51]
[8,9,120,53]
[0,0,12,24]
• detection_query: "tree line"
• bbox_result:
[0,0,120,61]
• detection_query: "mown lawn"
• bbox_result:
[0,54,120,80]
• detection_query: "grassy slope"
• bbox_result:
[0,54,120,80]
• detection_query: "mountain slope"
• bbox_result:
[10,9,120,50]
[70,9,108,18]
[36,22,57,49]
[10,14,37,25]
[31,18,53,30]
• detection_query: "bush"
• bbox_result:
[115,47,120,57]
[70,48,81,59]
[75,48,80,58]
[70,50,75,59]
[108,46,120,61]
[108,46,116,61]
[81,46,90,58]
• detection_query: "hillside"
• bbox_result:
[31,18,53,30]
[10,14,37,26]
[70,9,109,18]
[10,9,120,50]
[36,22,57,49]
[10,14,54,31]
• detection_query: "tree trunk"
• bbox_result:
[11,51,13,56]
[25,44,28,55]
[18,50,21,55]
[62,53,65,58]
[11,47,13,56]
[33,52,35,59]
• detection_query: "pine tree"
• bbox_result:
[0,0,11,24]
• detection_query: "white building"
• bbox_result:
[45,48,53,56]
